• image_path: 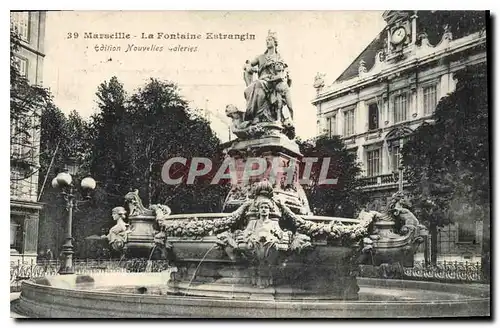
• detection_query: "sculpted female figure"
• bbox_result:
[107,206,132,251]
[241,197,285,245]
[243,30,294,126]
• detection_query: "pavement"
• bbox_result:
[10,292,28,318]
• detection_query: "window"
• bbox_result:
[10,215,24,253]
[14,56,28,77]
[366,149,381,177]
[326,115,337,137]
[457,221,476,243]
[368,103,379,130]
[393,93,408,123]
[343,108,355,136]
[391,146,400,172]
[10,12,30,41]
[423,85,437,115]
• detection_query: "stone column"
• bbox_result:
[416,84,424,117]
[356,100,367,135]
[440,73,451,99]
[410,87,418,118]
[316,104,327,136]
[382,140,390,174]
[383,95,390,127]
[387,28,391,53]
[23,214,39,261]
[449,72,457,94]
[411,12,418,44]
[357,146,365,176]
[338,110,344,136]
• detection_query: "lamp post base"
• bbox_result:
[58,266,75,275]
[59,243,75,275]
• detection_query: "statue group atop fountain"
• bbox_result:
[227,30,295,140]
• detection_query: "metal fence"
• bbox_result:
[10,258,171,292]
[11,258,486,292]
[358,260,487,284]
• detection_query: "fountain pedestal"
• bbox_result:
[125,213,156,258]
[222,133,311,215]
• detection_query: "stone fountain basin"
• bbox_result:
[165,235,364,300]
[160,213,365,264]
[127,213,419,266]
[14,272,490,318]
[167,235,357,263]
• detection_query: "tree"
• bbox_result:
[87,77,227,219]
[401,63,489,274]
[10,29,53,183]
[126,78,227,213]
[416,11,487,46]
[297,135,365,218]
[37,107,94,255]
[37,105,67,254]
[88,76,131,203]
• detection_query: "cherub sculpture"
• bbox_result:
[124,189,148,217]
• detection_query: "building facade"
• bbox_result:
[312,11,486,262]
[10,11,47,263]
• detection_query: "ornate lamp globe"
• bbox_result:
[55,172,72,187]
[51,177,59,189]
[81,177,96,191]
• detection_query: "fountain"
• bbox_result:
[14,31,490,318]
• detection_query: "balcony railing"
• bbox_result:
[359,172,409,188]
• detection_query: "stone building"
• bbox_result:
[10,11,47,263]
[311,11,486,262]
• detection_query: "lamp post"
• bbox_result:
[51,159,96,275]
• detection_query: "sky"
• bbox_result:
[43,11,387,142]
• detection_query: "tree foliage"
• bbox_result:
[37,106,94,254]
[10,29,53,181]
[297,135,365,217]
[124,78,227,213]
[38,76,227,257]
[402,63,489,228]
[416,11,487,45]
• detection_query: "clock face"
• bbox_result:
[391,27,407,45]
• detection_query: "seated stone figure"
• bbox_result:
[106,206,132,251]
[243,30,293,127]
[124,189,148,217]
[225,104,251,137]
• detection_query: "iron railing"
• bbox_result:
[10,259,171,292]
[358,260,487,283]
[359,172,410,188]
[10,258,487,292]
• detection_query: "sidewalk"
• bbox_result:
[10,292,28,318]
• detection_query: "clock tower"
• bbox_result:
[382,10,418,61]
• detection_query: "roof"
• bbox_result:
[334,29,386,83]
[332,11,487,84]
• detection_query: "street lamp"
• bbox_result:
[52,159,96,275]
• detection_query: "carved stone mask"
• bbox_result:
[258,202,271,217]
